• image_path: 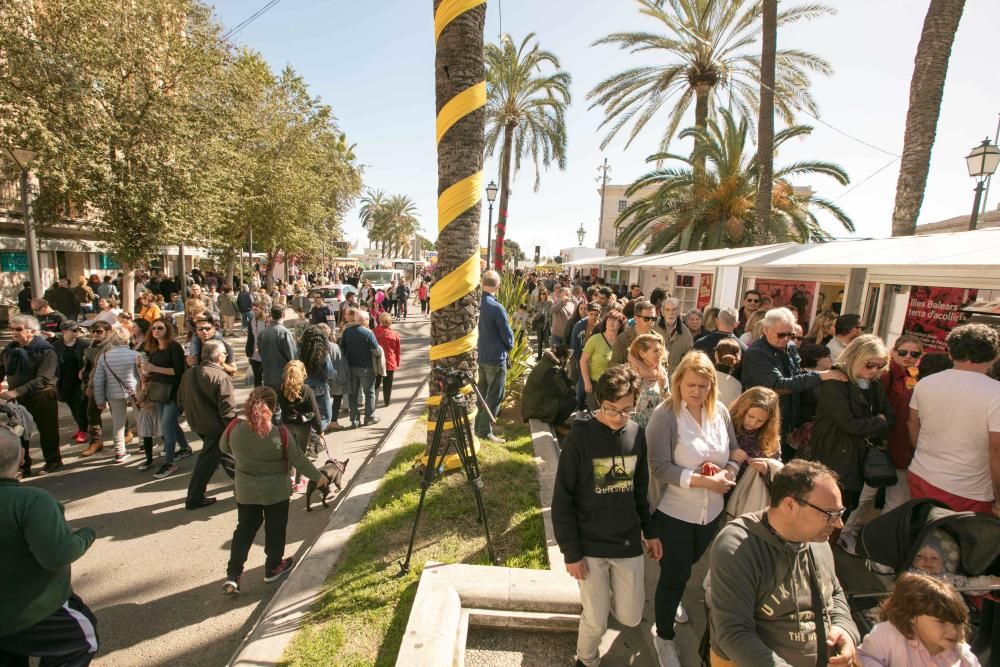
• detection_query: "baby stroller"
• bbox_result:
[840,498,1000,664]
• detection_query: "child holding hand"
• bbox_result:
[727,387,781,477]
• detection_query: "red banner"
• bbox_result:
[697,273,713,310]
[901,286,978,352]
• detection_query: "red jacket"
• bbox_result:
[881,360,918,469]
[374,326,401,371]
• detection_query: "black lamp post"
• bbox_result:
[2,147,42,298]
[966,138,1000,231]
[485,180,498,267]
[576,223,586,246]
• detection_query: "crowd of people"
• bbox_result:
[514,274,999,667]
[0,263,424,665]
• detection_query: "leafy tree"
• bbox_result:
[891,0,966,236]
[503,239,527,266]
[616,109,852,253]
[588,0,832,154]
[484,33,570,270]
[381,194,420,258]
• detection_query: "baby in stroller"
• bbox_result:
[911,529,1000,596]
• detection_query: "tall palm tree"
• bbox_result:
[754,0,777,244]
[615,109,853,253]
[359,188,387,254]
[890,0,966,236]
[382,193,420,257]
[588,0,832,154]
[485,33,570,270]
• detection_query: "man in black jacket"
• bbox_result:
[178,340,238,510]
[0,315,61,475]
[551,365,662,667]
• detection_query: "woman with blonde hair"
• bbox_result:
[727,387,782,477]
[220,386,328,594]
[645,351,741,662]
[804,311,837,346]
[628,333,669,428]
[738,310,766,346]
[277,360,323,493]
[805,334,892,522]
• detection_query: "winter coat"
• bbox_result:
[92,344,139,406]
[217,293,239,317]
[652,318,693,373]
[327,342,349,396]
[521,349,575,423]
[373,325,401,371]
[176,361,237,435]
[804,366,893,492]
[53,338,90,403]
[0,337,58,399]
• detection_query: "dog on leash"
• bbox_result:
[306,459,349,511]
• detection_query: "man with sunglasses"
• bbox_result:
[609,300,663,367]
[743,308,847,459]
[735,289,762,336]
[186,315,236,376]
[709,459,859,667]
[552,365,662,667]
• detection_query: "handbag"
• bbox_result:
[146,380,172,404]
[102,355,138,406]
[862,443,897,488]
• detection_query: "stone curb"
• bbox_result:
[227,377,430,667]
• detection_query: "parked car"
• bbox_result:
[307,284,358,312]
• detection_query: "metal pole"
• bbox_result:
[980,113,1000,216]
[598,157,608,249]
[20,169,42,299]
[486,201,494,268]
[970,181,985,231]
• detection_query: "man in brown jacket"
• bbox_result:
[550,287,576,348]
[178,340,238,510]
[609,300,664,367]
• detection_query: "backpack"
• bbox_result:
[220,418,291,479]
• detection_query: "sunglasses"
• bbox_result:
[745,298,760,304]
[10,327,26,332]
[774,332,795,339]
[639,316,657,322]
[895,350,922,359]
[864,361,888,370]
[151,326,167,331]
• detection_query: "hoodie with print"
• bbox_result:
[708,511,859,667]
[551,417,654,564]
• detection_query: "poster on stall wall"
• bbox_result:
[753,280,816,328]
[902,286,978,352]
[697,273,713,310]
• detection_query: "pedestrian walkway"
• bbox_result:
[18,316,430,667]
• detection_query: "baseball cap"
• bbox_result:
[59,320,81,332]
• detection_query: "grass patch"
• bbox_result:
[280,419,547,667]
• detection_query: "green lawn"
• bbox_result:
[281,419,547,667]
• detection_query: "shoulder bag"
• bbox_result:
[861,384,896,488]
[102,355,138,406]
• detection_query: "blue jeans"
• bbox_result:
[475,363,506,437]
[156,400,189,463]
[308,382,332,432]
[348,366,376,424]
[240,311,252,331]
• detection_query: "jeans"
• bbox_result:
[186,431,222,504]
[348,365,376,424]
[227,500,290,578]
[240,311,252,331]
[653,510,720,640]
[576,555,645,667]
[250,359,263,387]
[155,400,188,464]
[285,424,312,483]
[307,382,332,431]
[107,398,129,456]
[474,363,506,437]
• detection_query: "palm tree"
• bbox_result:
[382,193,420,257]
[615,109,853,253]
[754,0,777,244]
[485,33,571,270]
[890,0,966,236]
[588,0,832,154]
[359,188,387,254]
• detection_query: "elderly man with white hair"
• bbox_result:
[476,270,514,443]
[653,297,693,373]
[341,308,381,428]
[693,306,746,358]
[742,307,846,459]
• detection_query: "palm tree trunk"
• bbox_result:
[754,0,777,245]
[430,0,486,440]
[891,0,965,237]
[493,121,515,271]
[692,84,712,175]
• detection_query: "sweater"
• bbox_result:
[220,420,322,505]
[0,337,58,399]
[709,511,859,666]
[53,338,90,403]
[478,291,514,365]
[176,362,238,435]
[93,345,139,405]
[258,323,298,387]
[340,323,378,369]
[0,479,95,636]
[374,326,401,371]
[146,341,186,402]
[278,384,323,432]
[858,621,979,666]
[551,418,654,563]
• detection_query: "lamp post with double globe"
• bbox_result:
[484,180,498,268]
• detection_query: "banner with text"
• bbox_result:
[901,286,978,352]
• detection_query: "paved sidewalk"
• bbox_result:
[18,315,430,667]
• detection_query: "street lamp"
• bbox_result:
[966,138,1000,231]
[2,147,42,298]
[576,223,586,246]
[484,180,498,267]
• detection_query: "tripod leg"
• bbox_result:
[398,397,449,576]
[449,400,500,566]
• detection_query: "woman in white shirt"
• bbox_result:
[645,351,743,667]
[82,297,121,328]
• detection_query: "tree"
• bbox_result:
[615,109,853,253]
[587,0,832,154]
[503,239,527,266]
[485,33,571,271]
[430,0,486,447]
[381,194,420,257]
[754,0,777,244]
[890,0,966,236]
[359,188,388,254]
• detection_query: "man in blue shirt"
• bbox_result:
[476,271,514,442]
[340,308,381,428]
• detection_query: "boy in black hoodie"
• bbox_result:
[552,365,662,667]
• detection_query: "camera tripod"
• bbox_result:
[398,368,500,575]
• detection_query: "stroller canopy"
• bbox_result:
[859,499,1000,575]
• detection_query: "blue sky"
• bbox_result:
[209,0,1000,257]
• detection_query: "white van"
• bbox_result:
[360,269,404,294]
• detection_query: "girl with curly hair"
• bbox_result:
[298,325,335,429]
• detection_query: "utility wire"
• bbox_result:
[222,0,285,41]
[832,156,900,202]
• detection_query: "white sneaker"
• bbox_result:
[674,603,688,624]
[654,635,682,667]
